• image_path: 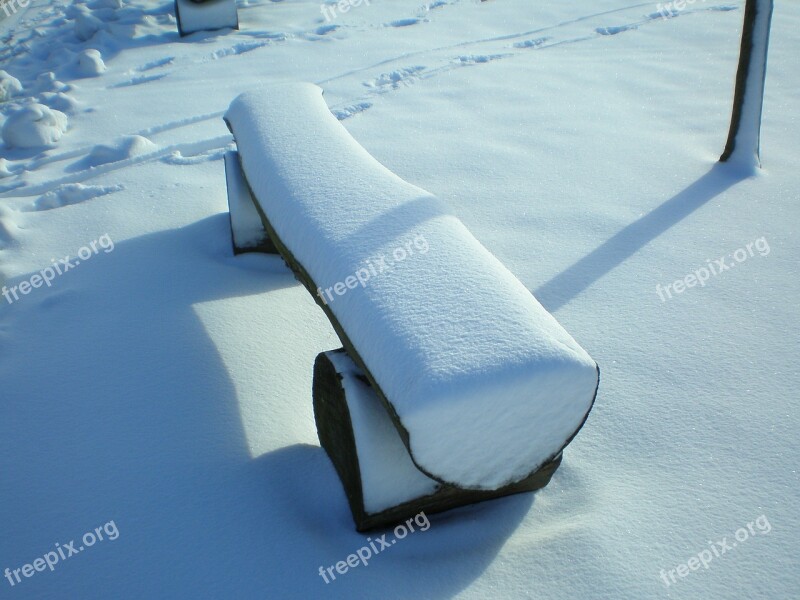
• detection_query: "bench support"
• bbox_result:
[314,349,563,531]
[224,151,276,255]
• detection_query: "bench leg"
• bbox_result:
[224,151,277,255]
[313,349,563,532]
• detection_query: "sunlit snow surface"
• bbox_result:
[1,1,798,598]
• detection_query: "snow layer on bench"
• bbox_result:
[329,351,440,514]
[226,83,598,490]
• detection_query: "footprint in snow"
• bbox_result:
[596,24,637,36]
[109,73,168,88]
[137,56,175,72]
[386,17,427,28]
[513,36,550,49]
[455,54,508,64]
[29,183,124,211]
[608,5,739,33]
[423,0,451,10]
[209,41,268,60]
[161,147,228,165]
[364,66,426,90]
[332,102,372,121]
[314,24,339,36]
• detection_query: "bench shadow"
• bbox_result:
[241,443,536,599]
[534,163,748,311]
[344,194,452,257]
[0,213,540,598]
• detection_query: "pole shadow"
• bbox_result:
[534,163,749,311]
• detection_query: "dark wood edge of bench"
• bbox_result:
[313,349,564,532]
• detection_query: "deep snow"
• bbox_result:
[1,0,798,599]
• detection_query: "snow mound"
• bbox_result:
[2,104,69,149]
[0,70,23,102]
[86,135,158,167]
[75,49,107,77]
[225,83,599,490]
[33,183,125,211]
[33,72,69,94]
[0,158,13,178]
[39,91,82,115]
[74,11,108,41]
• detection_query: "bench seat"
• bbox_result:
[224,83,599,491]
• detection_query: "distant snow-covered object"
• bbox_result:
[0,70,22,102]
[176,0,239,36]
[1,103,68,149]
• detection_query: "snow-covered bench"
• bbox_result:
[223,83,599,529]
[175,0,238,37]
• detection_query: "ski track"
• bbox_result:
[0,0,739,196]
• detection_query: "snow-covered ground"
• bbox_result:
[1,0,798,598]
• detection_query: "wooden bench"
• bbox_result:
[223,83,599,530]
